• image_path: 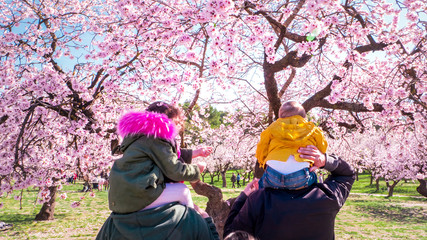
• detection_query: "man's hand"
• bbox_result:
[243,178,259,196]
[298,145,326,172]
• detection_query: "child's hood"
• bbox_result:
[268,115,317,143]
[117,111,178,142]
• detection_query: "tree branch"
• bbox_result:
[15,104,38,166]
[187,33,209,113]
[278,67,296,98]
[168,56,202,69]
[269,51,312,73]
[0,115,9,125]
[307,99,384,113]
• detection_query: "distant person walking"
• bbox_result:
[231,173,236,188]
[236,173,241,188]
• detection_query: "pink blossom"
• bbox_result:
[60,193,67,200]
[409,1,424,11]
[266,55,276,64]
[265,46,275,56]
[395,88,407,98]
[71,201,81,208]
[209,60,221,74]
[328,95,338,104]
[363,97,374,110]
[282,7,292,18]
[248,35,258,45]
[186,51,198,61]
[306,1,319,13]
[307,41,319,52]
[296,42,308,52]
[406,11,418,22]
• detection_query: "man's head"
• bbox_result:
[279,101,306,118]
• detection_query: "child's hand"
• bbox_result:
[196,162,206,173]
[194,146,213,158]
[194,204,209,218]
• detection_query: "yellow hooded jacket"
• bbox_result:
[256,115,328,169]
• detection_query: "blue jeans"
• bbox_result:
[259,166,317,190]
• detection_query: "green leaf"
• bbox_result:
[306,35,315,41]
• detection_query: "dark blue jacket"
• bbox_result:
[224,155,355,240]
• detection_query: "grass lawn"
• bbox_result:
[0,173,426,239]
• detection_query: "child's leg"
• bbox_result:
[260,166,317,190]
[143,183,194,210]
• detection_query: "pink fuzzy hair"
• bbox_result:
[117,111,178,140]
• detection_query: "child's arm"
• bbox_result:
[313,127,328,154]
[193,146,213,158]
[150,138,201,182]
[179,146,212,164]
[255,130,272,169]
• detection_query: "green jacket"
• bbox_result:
[96,203,219,240]
[109,111,200,213]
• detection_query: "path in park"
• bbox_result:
[350,192,426,200]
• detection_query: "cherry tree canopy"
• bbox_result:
[1,0,426,213]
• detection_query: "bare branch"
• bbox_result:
[307,99,384,113]
[15,104,38,166]
[283,0,306,28]
[187,33,209,113]
[0,115,9,125]
[167,56,202,69]
[269,51,312,73]
[278,67,296,98]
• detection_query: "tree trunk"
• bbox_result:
[221,171,227,188]
[375,178,380,191]
[35,186,58,221]
[370,174,374,185]
[263,66,281,119]
[355,172,359,181]
[416,179,427,197]
[386,180,399,197]
[191,181,231,239]
[241,172,252,185]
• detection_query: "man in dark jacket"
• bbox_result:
[224,145,356,240]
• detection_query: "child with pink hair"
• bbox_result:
[108,101,212,213]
